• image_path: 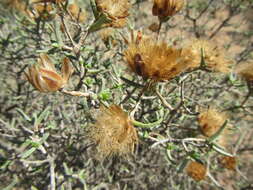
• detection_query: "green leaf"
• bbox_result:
[132,117,163,129]
[212,143,234,157]
[177,158,189,173]
[90,0,99,18]
[20,147,37,159]
[34,107,50,127]
[88,14,111,33]
[98,90,111,101]
[16,108,32,122]
[208,120,228,143]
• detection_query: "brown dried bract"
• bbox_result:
[95,0,131,28]
[32,2,56,21]
[219,156,237,171]
[187,39,232,73]
[87,105,138,160]
[186,161,206,181]
[25,54,73,92]
[124,31,195,81]
[235,61,253,82]
[152,0,184,20]
[198,108,227,137]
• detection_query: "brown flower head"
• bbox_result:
[88,105,138,160]
[31,2,56,21]
[198,108,227,137]
[219,156,237,171]
[124,31,194,81]
[186,161,206,181]
[152,0,184,20]
[25,54,73,92]
[187,39,232,73]
[235,61,253,82]
[95,0,131,28]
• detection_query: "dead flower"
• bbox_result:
[25,54,73,92]
[95,0,131,28]
[87,105,138,160]
[235,61,253,82]
[32,2,56,21]
[187,39,232,73]
[123,31,194,81]
[152,0,184,20]
[198,108,227,137]
[219,156,237,171]
[186,161,206,181]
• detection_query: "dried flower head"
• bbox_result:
[3,0,29,14]
[198,108,227,137]
[124,31,194,81]
[67,3,86,23]
[187,39,232,73]
[219,156,237,171]
[32,2,56,21]
[25,54,73,92]
[88,105,138,160]
[186,161,206,181]
[235,61,253,82]
[152,0,184,20]
[95,0,131,28]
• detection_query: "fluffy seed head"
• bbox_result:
[235,61,253,82]
[152,0,184,19]
[124,32,194,81]
[95,0,131,28]
[198,108,227,137]
[187,39,232,73]
[87,105,138,160]
[25,54,73,92]
[186,161,206,181]
[219,156,237,171]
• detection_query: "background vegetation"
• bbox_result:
[0,0,253,189]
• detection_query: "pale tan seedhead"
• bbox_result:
[198,108,227,137]
[124,31,194,81]
[88,105,138,160]
[187,39,232,73]
[95,0,131,28]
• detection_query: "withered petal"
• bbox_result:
[39,53,55,71]
[61,57,73,82]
